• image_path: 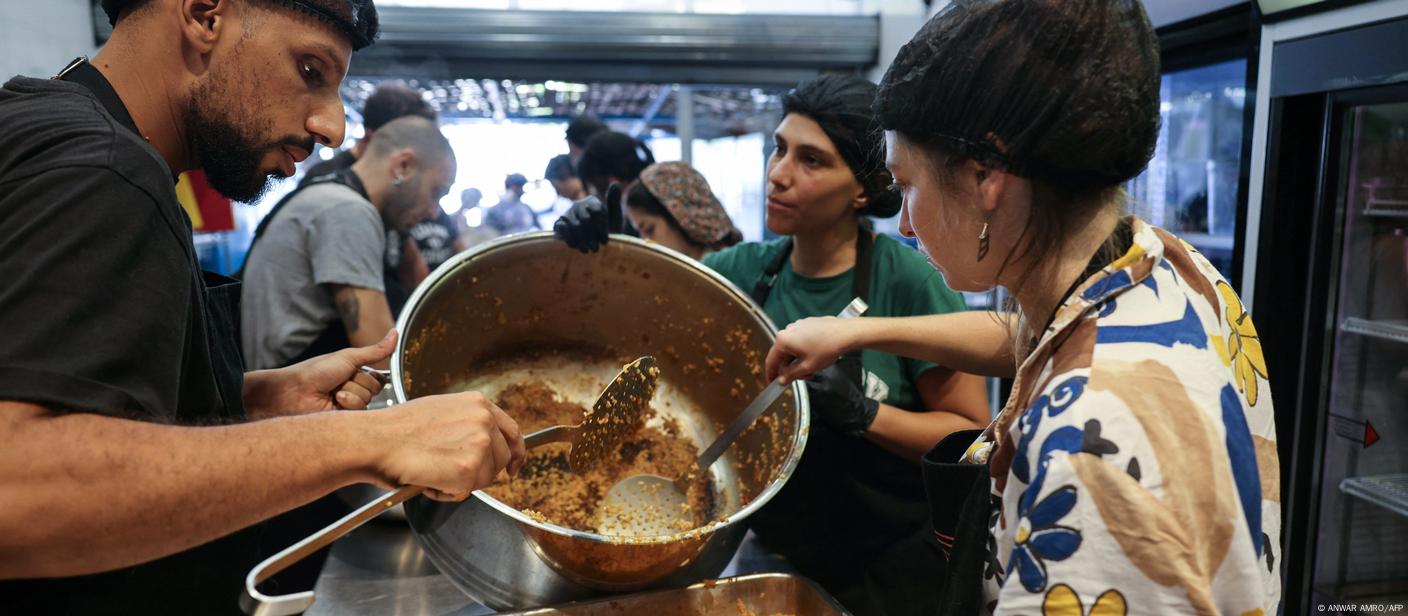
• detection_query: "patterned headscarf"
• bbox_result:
[637,162,740,247]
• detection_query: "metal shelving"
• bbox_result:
[1342,317,1408,345]
[1341,474,1408,520]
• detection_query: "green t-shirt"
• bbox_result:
[702,234,967,413]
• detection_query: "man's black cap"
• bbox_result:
[101,0,379,50]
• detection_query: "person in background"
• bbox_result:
[623,161,741,260]
[574,130,655,198]
[556,75,990,616]
[545,153,585,202]
[484,173,538,235]
[565,114,608,164]
[242,116,454,370]
[299,81,437,316]
[239,116,457,591]
[451,186,495,244]
[766,1,1282,614]
[0,1,522,613]
[409,205,466,276]
[301,82,435,181]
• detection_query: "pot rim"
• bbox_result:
[389,231,811,545]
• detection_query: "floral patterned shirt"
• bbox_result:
[961,218,1281,616]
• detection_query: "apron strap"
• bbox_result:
[238,168,371,279]
[749,238,794,306]
[749,226,875,308]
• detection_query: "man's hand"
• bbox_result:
[364,391,527,501]
[243,330,397,418]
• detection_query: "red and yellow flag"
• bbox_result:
[175,170,235,232]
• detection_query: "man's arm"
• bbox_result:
[0,391,524,580]
[331,285,396,367]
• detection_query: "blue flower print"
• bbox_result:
[1013,377,1088,484]
[1007,485,1082,593]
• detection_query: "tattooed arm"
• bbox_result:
[331,285,396,369]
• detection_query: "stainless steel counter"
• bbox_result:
[307,516,783,615]
[307,519,493,616]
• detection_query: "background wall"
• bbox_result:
[0,0,98,80]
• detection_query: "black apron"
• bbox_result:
[47,58,259,615]
[922,430,996,615]
[238,168,372,366]
[58,57,247,420]
[745,230,947,616]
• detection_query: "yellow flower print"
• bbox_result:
[1217,281,1269,406]
[1042,584,1127,616]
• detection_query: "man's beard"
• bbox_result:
[383,173,424,232]
[185,82,310,203]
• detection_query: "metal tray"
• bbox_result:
[499,573,850,615]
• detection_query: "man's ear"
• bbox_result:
[389,148,419,180]
[178,0,232,56]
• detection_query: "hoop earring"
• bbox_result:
[977,222,990,262]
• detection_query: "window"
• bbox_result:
[1128,59,1248,277]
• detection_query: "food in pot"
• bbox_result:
[485,382,716,535]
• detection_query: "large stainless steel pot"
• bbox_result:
[388,233,809,611]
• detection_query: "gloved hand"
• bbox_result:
[806,362,879,438]
[553,183,622,253]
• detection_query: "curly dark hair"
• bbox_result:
[363,83,435,132]
[577,131,655,194]
[874,0,1160,190]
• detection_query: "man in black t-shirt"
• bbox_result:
[410,208,468,272]
[0,1,524,613]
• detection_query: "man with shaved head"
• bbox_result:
[0,1,522,612]
[242,116,457,371]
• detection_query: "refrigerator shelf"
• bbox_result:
[1341,475,1408,520]
[1365,197,1408,218]
[1341,317,1408,345]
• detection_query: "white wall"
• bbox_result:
[1146,0,1247,28]
[865,0,930,84]
[0,0,99,80]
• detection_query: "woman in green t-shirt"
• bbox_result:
[555,75,989,616]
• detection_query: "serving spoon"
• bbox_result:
[241,356,660,616]
[599,299,868,537]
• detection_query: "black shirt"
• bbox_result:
[410,209,462,271]
[0,68,257,614]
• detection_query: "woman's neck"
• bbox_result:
[791,216,860,278]
[1008,206,1122,337]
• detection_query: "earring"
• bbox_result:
[392,175,404,187]
[977,222,990,262]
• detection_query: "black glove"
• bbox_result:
[806,361,879,438]
[553,183,622,253]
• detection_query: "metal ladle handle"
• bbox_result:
[240,423,575,615]
[240,486,423,616]
[692,297,869,473]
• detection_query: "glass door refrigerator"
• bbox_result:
[1253,6,1408,614]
